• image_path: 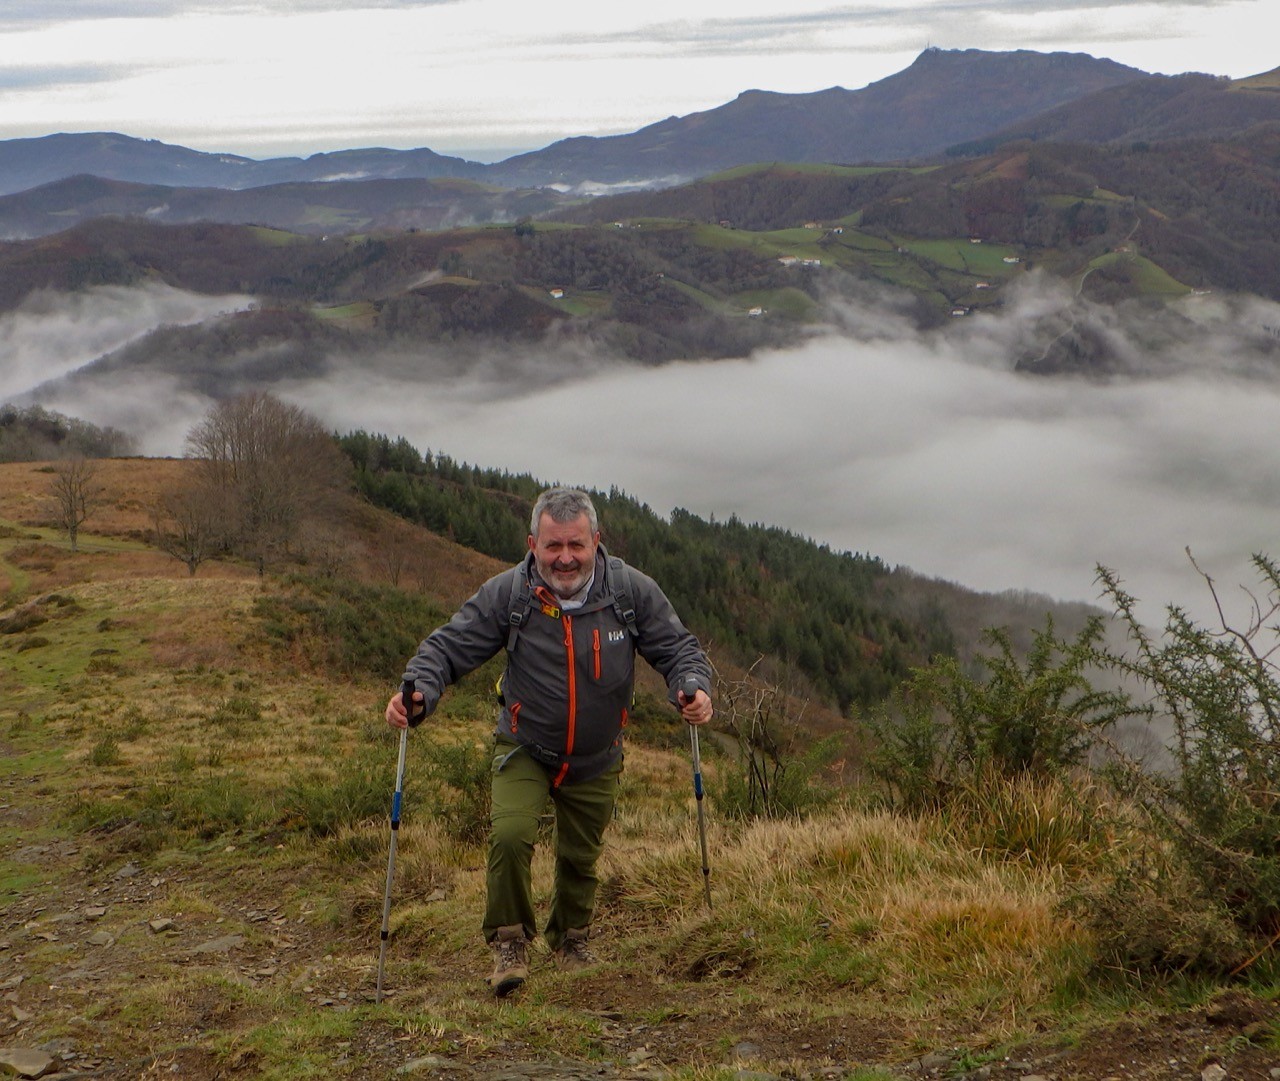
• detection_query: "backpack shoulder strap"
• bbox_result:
[506,561,533,652]
[608,556,639,639]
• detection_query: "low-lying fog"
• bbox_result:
[7,276,1280,627]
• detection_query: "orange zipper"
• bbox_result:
[562,613,577,756]
[510,702,521,733]
[593,628,601,679]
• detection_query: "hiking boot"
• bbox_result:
[552,927,599,971]
[487,925,528,997]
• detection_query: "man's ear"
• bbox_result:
[527,534,536,552]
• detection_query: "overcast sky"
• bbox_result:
[0,0,1274,159]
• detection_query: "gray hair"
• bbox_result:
[530,487,598,537]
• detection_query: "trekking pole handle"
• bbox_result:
[402,678,424,729]
[680,675,700,704]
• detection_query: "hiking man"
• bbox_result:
[386,486,713,996]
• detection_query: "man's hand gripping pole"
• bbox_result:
[376,678,420,1003]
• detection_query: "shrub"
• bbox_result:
[1091,556,1280,960]
[281,741,411,838]
[865,617,1135,812]
[418,735,492,845]
[89,736,121,767]
[714,668,837,821]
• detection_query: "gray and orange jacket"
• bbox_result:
[401,545,711,785]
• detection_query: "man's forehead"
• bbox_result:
[536,512,595,539]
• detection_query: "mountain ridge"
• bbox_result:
[0,48,1173,195]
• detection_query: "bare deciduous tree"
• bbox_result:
[47,455,103,552]
[185,393,351,575]
[151,482,228,576]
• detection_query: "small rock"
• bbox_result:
[0,1048,59,1078]
[83,907,106,921]
[396,1057,449,1075]
[113,863,140,880]
[85,932,115,947]
[1202,1065,1227,1081]
[148,919,175,934]
[1268,1069,1280,1080]
[12,1004,33,1022]
[918,1053,953,1072]
[728,1042,762,1061]
[191,934,244,954]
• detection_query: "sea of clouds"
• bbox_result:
[7,274,1280,627]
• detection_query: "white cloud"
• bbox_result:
[0,284,250,404]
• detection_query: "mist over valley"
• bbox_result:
[8,272,1280,628]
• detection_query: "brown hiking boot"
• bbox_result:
[487,925,528,997]
[552,927,599,971]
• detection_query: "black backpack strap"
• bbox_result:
[506,562,533,653]
[608,556,639,639]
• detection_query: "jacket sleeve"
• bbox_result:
[629,566,713,703]
[400,568,514,719]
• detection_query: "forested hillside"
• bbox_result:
[340,430,956,712]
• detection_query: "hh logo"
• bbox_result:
[607,630,627,643]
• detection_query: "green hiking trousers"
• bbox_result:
[484,736,621,950]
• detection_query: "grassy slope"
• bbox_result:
[1,459,1277,1080]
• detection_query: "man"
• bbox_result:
[386,487,713,996]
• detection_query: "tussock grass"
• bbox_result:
[597,807,1086,1022]
[935,769,1116,872]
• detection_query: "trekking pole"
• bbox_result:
[376,678,417,1003]
[681,675,713,909]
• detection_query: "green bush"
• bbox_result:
[419,735,492,845]
[714,673,838,821]
[1093,556,1280,956]
[865,617,1135,812]
[89,736,121,767]
[281,740,410,837]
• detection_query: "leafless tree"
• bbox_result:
[374,529,417,587]
[151,482,228,576]
[185,393,351,575]
[47,455,103,552]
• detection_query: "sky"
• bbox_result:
[0,0,1275,160]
